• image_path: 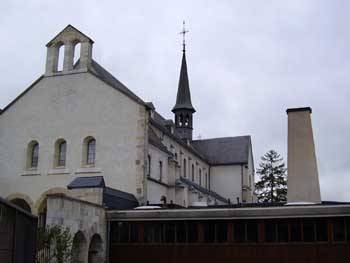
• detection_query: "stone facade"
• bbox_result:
[0,25,256,262]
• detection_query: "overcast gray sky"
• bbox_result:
[1,0,349,201]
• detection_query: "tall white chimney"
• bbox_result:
[287,107,321,203]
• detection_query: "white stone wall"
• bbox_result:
[147,180,168,204]
[151,125,210,186]
[0,72,147,212]
[210,165,243,203]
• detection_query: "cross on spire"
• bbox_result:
[179,21,189,52]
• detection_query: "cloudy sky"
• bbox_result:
[1,0,349,201]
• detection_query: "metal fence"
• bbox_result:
[0,196,37,263]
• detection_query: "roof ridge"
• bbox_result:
[193,135,251,142]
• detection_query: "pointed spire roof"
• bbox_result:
[172,51,196,113]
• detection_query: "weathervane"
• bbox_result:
[179,21,189,52]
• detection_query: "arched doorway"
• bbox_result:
[72,231,88,263]
[10,198,32,213]
[88,234,103,263]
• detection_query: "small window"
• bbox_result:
[216,221,228,243]
[130,223,139,243]
[27,141,39,169]
[277,222,289,242]
[316,219,328,242]
[205,173,208,188]
[164,223,176,243]
[83,137,96,166]
[290,221,302,242]
[31,143,39,168]
[303,220,315,242]
[203,222,215,243]
[54,139,67,167]
[147,155,151,177]
[333,218,345,242]
[199,169,202,186]
[176,222,187,243]
[246,222,258,242]
[233,221,245,242]
[188,222,198,243]
[183,159,186,178]
[191,164,195,181]
[265,222,276,242]
[159,161,163,181]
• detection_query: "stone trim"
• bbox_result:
[75,167,102,174]
[147,176,171,187]
[47,193,105,208]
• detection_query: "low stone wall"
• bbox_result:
[46,193,106,262]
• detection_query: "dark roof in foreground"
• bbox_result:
[67,176,105,189]
[192,136,251,165]
[67,176,138,210]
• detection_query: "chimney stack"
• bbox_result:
[287,107,321,203]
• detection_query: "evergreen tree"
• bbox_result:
[255,150,287,202]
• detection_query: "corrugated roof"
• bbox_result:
[192,136,251,165]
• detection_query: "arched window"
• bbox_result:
[192,164,195,181]
[54,139,67,167]
[73,42,81,65]
[57,43,64,71]
[159,161,163,181]
[199,168,202,186]
[27,141,39,169]
[58,141,66,166]
[183,159,187,178]
[87,139,96,165]
[83,137,96,166]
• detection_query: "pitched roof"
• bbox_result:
[67,176,105,189]
[89,60,146,106]
[172,52,195,112]
[46,24,94,47]
[177,177,228,203]
[148,127,171,154]
[67,176,139,209]
[104,187,139,209]
[192,136,251,165]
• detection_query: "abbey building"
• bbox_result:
[0,25,255,260]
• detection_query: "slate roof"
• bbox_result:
[177,177,228,203]
[89,60,147,106]
[192,136,251,165]
[67,176,139,210]
[172,52,195,112]
[148,127,172,154]
[67,176,105,189]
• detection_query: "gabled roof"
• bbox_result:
[89,60,146,106]
[192,136,251,165]
[46,24,94,47]
[67,176,105,189]
[172,52,195,112]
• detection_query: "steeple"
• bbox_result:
[172,22,196,141]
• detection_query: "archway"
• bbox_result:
[72,231,88,263]
[88,234,103,263]
[10,198,31,213]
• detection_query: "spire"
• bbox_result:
[172,21,195,113]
